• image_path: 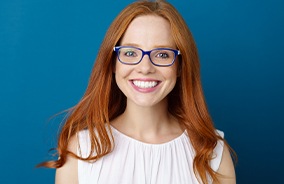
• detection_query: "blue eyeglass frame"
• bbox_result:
[113,46,181,67]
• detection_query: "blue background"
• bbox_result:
[1,0,283,183]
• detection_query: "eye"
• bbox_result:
[123,50,138,57]
[156,52,170,59]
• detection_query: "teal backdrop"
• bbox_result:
[1,0,283,183]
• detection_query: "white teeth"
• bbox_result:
[133,80,158,88]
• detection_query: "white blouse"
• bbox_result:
[78,126,224,184]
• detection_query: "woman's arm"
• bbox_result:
[215,145,236,184]
[55,136,78,184]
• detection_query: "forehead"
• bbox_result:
[128,15,170,30]
[120,15,175,48]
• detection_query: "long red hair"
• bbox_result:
[39,1,234,183]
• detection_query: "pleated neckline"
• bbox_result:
[110,125,187,147]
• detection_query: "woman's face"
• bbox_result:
[114,15,178,107]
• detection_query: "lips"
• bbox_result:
[132,80,159,89]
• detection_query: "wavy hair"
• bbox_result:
[39,1,234,183]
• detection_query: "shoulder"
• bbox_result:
[214,144,236,184]
[210,130,225,171]
[55,135,78,184]
[212,130,236,184]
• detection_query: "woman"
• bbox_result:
[40,0,236,183]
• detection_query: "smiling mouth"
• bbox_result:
[132,80,159,89]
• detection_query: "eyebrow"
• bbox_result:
[120,43,177,49]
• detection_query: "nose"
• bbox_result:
[135,54,155,74]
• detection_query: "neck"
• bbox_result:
[123,100,170,132]
[111,98,182,141]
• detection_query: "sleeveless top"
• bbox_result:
[77,126,224,184]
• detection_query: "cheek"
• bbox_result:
[115,61,132,80]
[165,64,178,80]
[165,65,178,90]
[114,68,124,93]
[114,63,123,83]
[114,61,124,76]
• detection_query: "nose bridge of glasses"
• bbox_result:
[140,50,152,62]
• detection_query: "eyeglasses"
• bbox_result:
[113,46,181,67]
